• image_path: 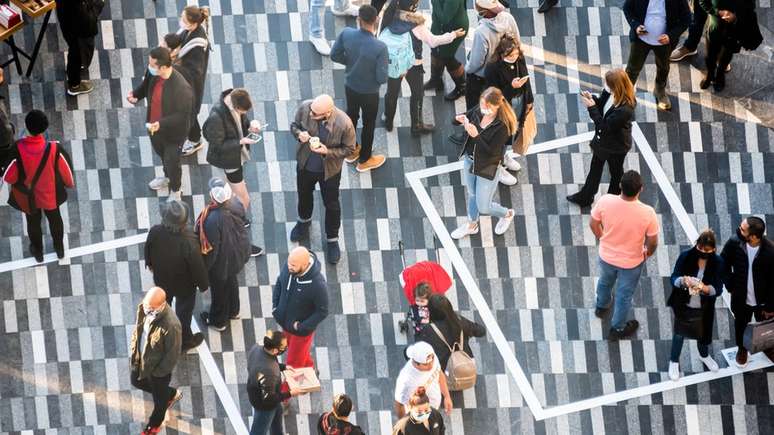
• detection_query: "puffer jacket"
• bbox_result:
[129,303,182,380]
[246,344,290,410]
[465,12,520,78]
[272,253,329,336]
[204,89,250,170]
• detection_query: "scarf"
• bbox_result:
[195,200,220,255]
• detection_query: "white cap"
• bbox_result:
[406,341,435,364]
[208,177,233,203]
[475,0,500,9]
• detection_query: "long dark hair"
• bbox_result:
[493,33,521,63]
[428,294,463,339]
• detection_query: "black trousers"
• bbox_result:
[344,86,379,163]
[683,0,708,51]
[62,32,95,87]
[151,137,183,192]
[26,207,64,253]
[130,370,175,429]
[625,38,671,90]
[208,272,239,327]
[734,304,764,349]
[297,169,341,241]
[465,74,487,111]
[384,65,423,126]
[575,152,626,204]
[167,292,196,346]
[704,27,735,79]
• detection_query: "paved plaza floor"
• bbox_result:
[1,0,773,434]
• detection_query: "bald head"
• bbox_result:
[288,247,311,275]
[143,287,167,312]
[310,94,334,121]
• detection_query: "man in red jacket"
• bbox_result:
[3,110,75,262]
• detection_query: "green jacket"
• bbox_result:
[430,0,468,58]
[130,303,182,380]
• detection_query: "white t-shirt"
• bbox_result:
[639,0,667,46]
[746,244,760,306]
[394,359,443,411]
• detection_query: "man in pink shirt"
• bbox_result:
[590,170,659,339]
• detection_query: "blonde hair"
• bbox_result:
[481,87,518,136]
[605,69,636,108]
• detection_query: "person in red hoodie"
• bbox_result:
[3,110,75,262]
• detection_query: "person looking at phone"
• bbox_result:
[622,0,691,111]
[202,88,265,256]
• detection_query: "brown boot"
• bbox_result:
[344,143,361,164]
[735,346,748,368]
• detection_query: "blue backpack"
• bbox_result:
[379,28,414,79]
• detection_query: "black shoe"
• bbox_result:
[182,333,204,352]
[699,74,713,90]
[423,76,444,92]
[199,312,227,332]
[326,241,341,264]
[385,117,394,132]
[289,222,310,243]
[608,320,639,340]
[30,244,44,263]
[444,85,465,101]
[250,245,265,257]
[713,73,726,92]
[411,123,435,137]
[566,193,592,207]
[54,242,65,259]
[594,306,610,319]
[538,0,558,13]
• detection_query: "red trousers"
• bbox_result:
[283,330,315,368]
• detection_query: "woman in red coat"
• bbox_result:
[3,110,75,262]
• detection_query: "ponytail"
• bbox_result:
[183,5,210,26]
[481,86,518,136]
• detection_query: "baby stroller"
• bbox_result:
[397,241,452,334]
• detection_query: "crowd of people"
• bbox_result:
[0,0,771,434]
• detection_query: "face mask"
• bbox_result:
[144,304,161,316]
[411,410,431,422]
[480,107,493,116]
[148,66,159,76]
[737,227,747,242]
[503,56,517,64]
[696,250,712,259]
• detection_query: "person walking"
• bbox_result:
[623,0,691,110]
[202,87,267,255]
[3,110,74,262]
[590,170,660,340]
[698,0,761,92]
[416,294,486,371]
[464,0,520,110]
[423,0,468,101]
[127,46,194,202]
[129,287,183,435]
[289,95,356,263]
[566,69,636,208]
[196,177,252,331]
[247,330,302,435]
[144,201,210,352]
[309,0,360,56]
[176,5,211,156]
[317,394,365,435]
[669,0,709,62]
[272,247,329,369]
[55,0,103,95]
[331,5,389,173]
[720,216,774,367]
[0,69,15,174]
[393,341,452,418]
[667,229,724,380]
[484,33,534,185]
[378,0,464,137]
[449,87,518,240]
[392,387,445,435]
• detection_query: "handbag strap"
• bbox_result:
[18,141,52,194]
[430,323,462,352]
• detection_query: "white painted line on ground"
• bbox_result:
[405,122,773,420]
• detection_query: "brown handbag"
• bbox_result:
[513,108,537,156]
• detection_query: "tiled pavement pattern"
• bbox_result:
[1,0,774,434]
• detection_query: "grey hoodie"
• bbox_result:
[465,12,520,78]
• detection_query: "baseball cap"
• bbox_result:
[406,341,435,364]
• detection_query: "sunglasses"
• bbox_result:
[310,108,330,118]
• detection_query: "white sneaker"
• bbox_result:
[166,190,181,202]
[503,152,522,172]
[310,37,331,56]
[494,209,515,235]
[331,4,359,17]
[148,177,169,190]
[699,355,719,372]
[451,222,478,240]
[498,165,518,186]
[668,361,680,381]
[181,140,203,156]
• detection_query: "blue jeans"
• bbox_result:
[463,157,508,221]
[309,0,350,38]
[250,405,283,435]
[670,333,709,362]
[595,257,645,330]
